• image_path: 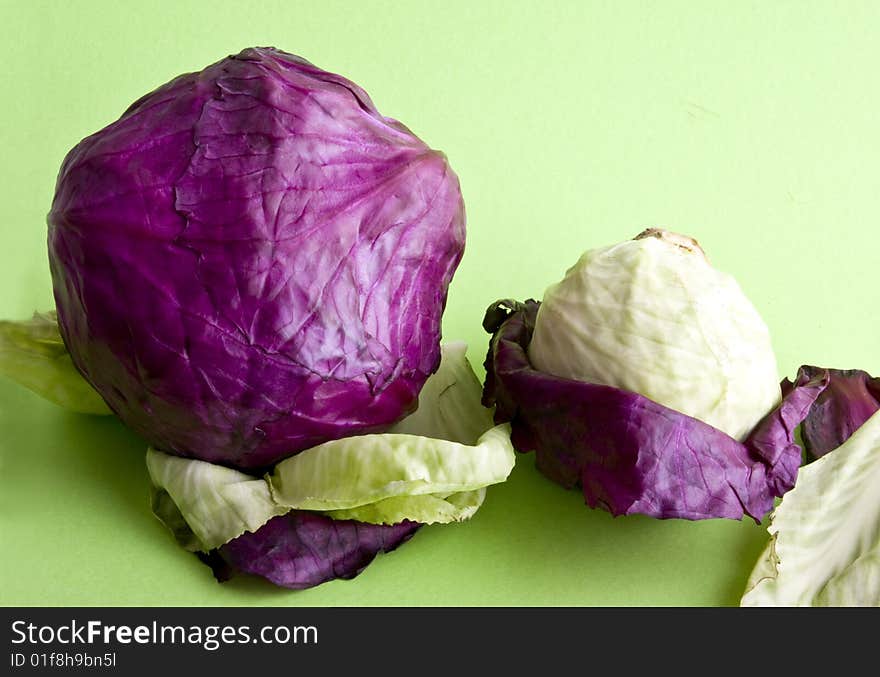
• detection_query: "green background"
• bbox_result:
[1,0,878,606]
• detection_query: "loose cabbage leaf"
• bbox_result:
[741,409,880,606]
[483,300,827,521]
[386,341,493,445]
[0,311,112,415]
[148,343,513,588]
[789,366,880,460]
[326,489,485,525]
[146,449,288,551]
[209,513,420,590]
[149,343,511,541]
[266,343,511,524]
[269,425,514,513]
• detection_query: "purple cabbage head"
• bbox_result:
[47,47,465,469]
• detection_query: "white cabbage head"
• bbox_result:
[527,229,781,441]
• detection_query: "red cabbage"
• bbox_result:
[47,47,465,469]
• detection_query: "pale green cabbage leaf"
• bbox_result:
[325,489,486,524]
[266,342,512,523]
[269,425,513,514]
[0,311,112,415]
[385,341,493,444]
[146,449,289,551]
[741,408,880,606]
[147,343,515,549]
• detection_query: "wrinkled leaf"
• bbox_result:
[147,343,512,588]
[0,311,112,415]
[269,425,514,513]
[789,366,880,460]
[149,344,510,548]
[211,512,420,590]
[742,409,880,606]
[146,448,288,551]
[386,341,493,445]
[327,489,485,525]
[483,299,827,521]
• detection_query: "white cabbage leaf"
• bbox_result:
[741,409,880,606]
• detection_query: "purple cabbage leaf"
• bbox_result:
[742,369,880,605]
[789,367,880,460]
[482,300,829,522]
[209,514,420,591]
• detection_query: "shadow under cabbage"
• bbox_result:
[439,452,773,606]
[0,380,773,605]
